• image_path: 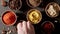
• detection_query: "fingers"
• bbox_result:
[17,21,34,30]
[17,21,35,34]
[17,21,28,31]
[27,21,31,29]
[22,21,27,29]
[27,21,35,34]
[27,21,34,29]
[17,23,22,30]
[17,23,24,34]
[22,21,28,34]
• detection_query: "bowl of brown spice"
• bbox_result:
[8,0,22,10]
[26,0,42,8]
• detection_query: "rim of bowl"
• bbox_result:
[45,2,60,18]
[26,0,42,8]
[26,9,42,24]
[1,10,17,26]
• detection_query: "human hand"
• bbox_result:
[17,21,35,34]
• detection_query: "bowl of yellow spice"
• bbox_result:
[27,9,42,24]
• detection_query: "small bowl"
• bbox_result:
[1,10,17,26]
[8,0,22,10]
[41,21,54,32]
[27,9,42,24]
[26,0,42,8]
[45,2,60,18]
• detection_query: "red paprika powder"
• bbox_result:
[2,11,16,26]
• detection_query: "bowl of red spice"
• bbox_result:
[41,21,54,33]
[1,10,17,26]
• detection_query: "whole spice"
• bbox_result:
[9,0,22,10]
[1,0,7,7]
[2,27,6,34]
[2,30,7,34]
[2,11,16,26]
[6,28,12,34]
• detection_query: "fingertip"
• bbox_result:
[17,23,22,29]
[22,21,26,25]
[23,21,26,23]
[27,21,30,24]
[27,21,30,22]
[22,21,27,32]
[27,21,32,25]
[22,21,27,27]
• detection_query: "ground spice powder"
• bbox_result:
[43,22,54,32]
[2,11,16,25]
